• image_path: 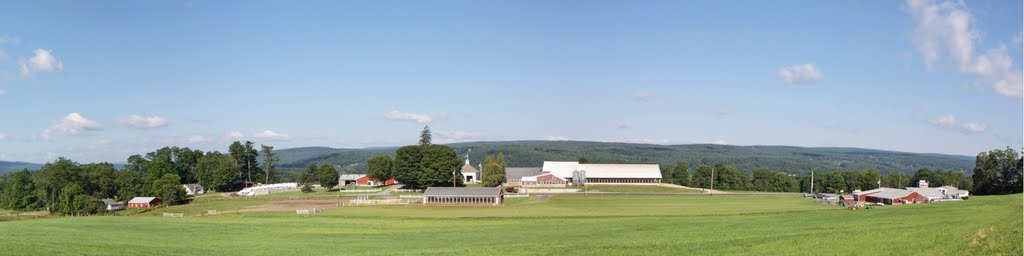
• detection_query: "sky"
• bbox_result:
[0,0,1021,163]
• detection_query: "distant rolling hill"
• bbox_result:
[271,141,975,175]
[0,161,43,174]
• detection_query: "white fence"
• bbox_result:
[345,199,411,206]
[399,195,424,199]
[237,182,300,196]
[296,208,323,215]
[162,213,183,218]
[393,189,423,193]
[504,194,530,198]
[339,188,383,193]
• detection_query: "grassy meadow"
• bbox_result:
[0,194,1019,255]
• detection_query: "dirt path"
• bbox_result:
[373,185,402,196]
[526,195,552,204]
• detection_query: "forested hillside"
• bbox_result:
[271,141,975,175]
[0,161,42,174]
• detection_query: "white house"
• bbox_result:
[183,183,205,195]
[100,198,124,211]
[460,159,480,184]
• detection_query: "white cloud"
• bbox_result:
[617,122,633,129]
[228,131,245,139]
[713,108,731,115]
[632,91,653,102]
[252,130,289,140]
[120,114,168,129]
[960,122,986,133]
[930,114,956,128]
[710,139,729,145]
[543,135,570,141]
[19,49,64,75]
[778,64,823,84]
[0,132,7,140]
[0,89,6,96]
[0,35,19,44]
[188,135,208,143]
[435,130,485,144]
[40,112,102,140]
[905,0,1023,99]
[385,110,436,123]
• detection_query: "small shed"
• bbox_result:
[423,187,503,206]
[183,183,205,195]
[339,174,365,186]
[101,198,125,211]
[128,197,162,209]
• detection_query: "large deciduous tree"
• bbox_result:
[196,152,239,192]
[481,153,508,187]
[367,155,394,185]
[419,145,462,188]
[393,146,424,189]
[972,147,1023,195]
[316,164,340,189]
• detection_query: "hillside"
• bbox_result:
[272,141,975,175]
[0,161,42,174]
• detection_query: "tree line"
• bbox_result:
[0,141,282,215]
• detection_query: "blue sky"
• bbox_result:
[0,0,1021,163]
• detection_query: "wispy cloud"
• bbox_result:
[0,132,7,141]
[778,64,823,84]
[188,135,208,143]
[40,112,102,140]
[120,114,168,129]
[905,0,1023,99]
[385,110,439,123]
[617,122,633,129]
[928,114,986,134]
[252,130,290,141]
[713,108,731,115]
[960,122,986,134]
[930,114,956,128]
[227,131,245,140]
[542,135,570,141]
[710,139,729,145]
[632,91,653,102]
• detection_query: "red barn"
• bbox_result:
[355,176,397,186]
[127,197,162,209]
[864,189,927,205]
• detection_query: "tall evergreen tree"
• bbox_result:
[419,125,432,148]
[261,145,278,184]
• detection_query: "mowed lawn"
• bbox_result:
[0,194,1019,255]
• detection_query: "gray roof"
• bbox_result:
[907,187,944,198]
[339,174,365,180]
[505,167,542,179]
[128,197,158,204]
[424,187,501,197]
[183,183,203,191]
[866,188,913,199]
[100,198,122,205]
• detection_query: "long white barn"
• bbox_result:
[536,161,662,186]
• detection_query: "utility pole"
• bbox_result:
[710,166,715,197]
[810,170,815,194]
[452,168,457,188]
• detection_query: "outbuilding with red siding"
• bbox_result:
[127,197,162,209]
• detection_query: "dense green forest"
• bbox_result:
[268,141,975,176]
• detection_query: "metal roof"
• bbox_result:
[865,188,913,199]
[128,197,158,204]
[423,187,501,197]
[505,167,542,179]
[183,183,203,191]
[100,199,122,205]
[907,187,945,199]
[541,161,662,179]
[339,174,365,180]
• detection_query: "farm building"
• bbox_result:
[938,186,969,199]
[127,197,162,209]
[355,176,397,186]
[861,188,927,205]
[460,159,481,183]
[182,183,204,195]
[505,167,542,186]
[339,174,364,186]
[838,195,855,206]
[533,161,662,186]
[521,173,567,187]
[100,199,124,211]
[422,187,503,206]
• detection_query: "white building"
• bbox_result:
[182,183,205,195]
[460,159,480,183]
[525,161,662,186]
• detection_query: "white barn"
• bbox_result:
[530,161,662,186]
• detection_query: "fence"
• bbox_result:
[504,194,530,198]
[344,199,412,206]
[296,208,323,215]
[399,195,424,199]
[393,189,423,193]
[162,213,183,218]
[338,188,383,193]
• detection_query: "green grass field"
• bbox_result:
[584,185,703,193]
[0,194,1019,255]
